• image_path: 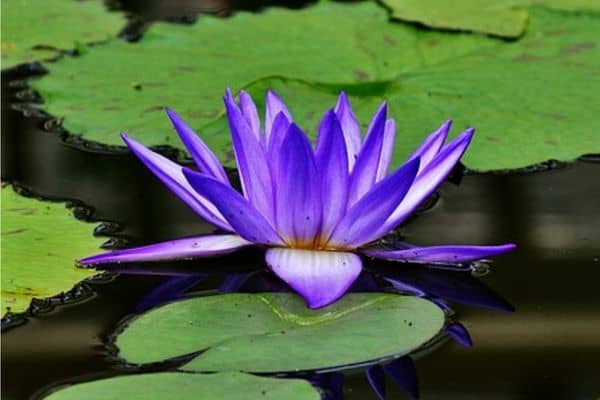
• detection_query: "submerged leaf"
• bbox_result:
[1,186,103,315]
[116,293,444,372]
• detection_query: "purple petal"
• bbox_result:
[363,243,516,264]
[266,112,291,183]
[183,169,283,245]
[274,123,322,246]
[78,234,251,265]
[377,128,474,235]
[375,118,396,182]
[328,157,420,248]
[121,133,232,231]
[315,110,349,240]
[238,90,261,141]
[366,365,386,400]
[224,90,275,223]
[446,322,473,347]
[347,102,387,206]
[407,120,451,173]
[383,356,419,400]
[265,90,292,145]
[334,92,361,170]
[165,108,230,184]
[265,248,362,309]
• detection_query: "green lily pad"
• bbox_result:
[32,3,599,170]
[1,186,103,315]
[43,372,320,400]
[206,8,600,170]
[381,0,528,38]
[116,293,444,373]
[1,0,125,69]
[380,0,600,38]
[31,1,448,150]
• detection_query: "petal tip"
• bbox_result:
[266,249,362,309]
[120,131,136,148]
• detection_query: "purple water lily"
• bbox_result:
[79,89,515,308]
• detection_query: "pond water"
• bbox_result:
[2,1,600,399]
[2,60,599,398]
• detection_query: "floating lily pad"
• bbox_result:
[43,372,320,400]
[381,0,528,38]
[31,1,443,150]
[116,293,444,373]
[1,0,126,69]
[205,8,600,170]
[33,3,599,170]
[380,0,600,38]
[1,186,103,314]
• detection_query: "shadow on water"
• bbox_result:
[108,0,319,21]
[2,64,600,400]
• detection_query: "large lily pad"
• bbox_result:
[33,3,599,170]
[1,0,125,69]
[116,293,444,373]
[43,372,320,400]
[31,1,456,149]
[1,186,103,314]
[205,8,600,170]
[380,0,600,38]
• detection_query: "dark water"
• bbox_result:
[3,63,600,399]
[3,2,600,398]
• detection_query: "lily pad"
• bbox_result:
[32,3,600,170]
[1,186,103,314]
[380,0,600,38]
[43,372,320,400]
[1,0,126,69]
[205,8,600,170]
[116,293,444,373]
[30,1,447,150]
[381,0,528,38]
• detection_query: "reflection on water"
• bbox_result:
[3,66,600,400]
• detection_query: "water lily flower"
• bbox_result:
[79,89,515,308]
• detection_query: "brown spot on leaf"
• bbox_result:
[8,207,35,215]
[353,70,369,81]
[304,111,315,120]
[2,228,27,235]
[176,65,199,72]
[512,53,543,63]
[560,42,595,56]
[546,28,574,37]
[544,139,557,146]
[224,149,235,163]
[383,35,396,46]
[549,114,567,121]
[143,106,167,113]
